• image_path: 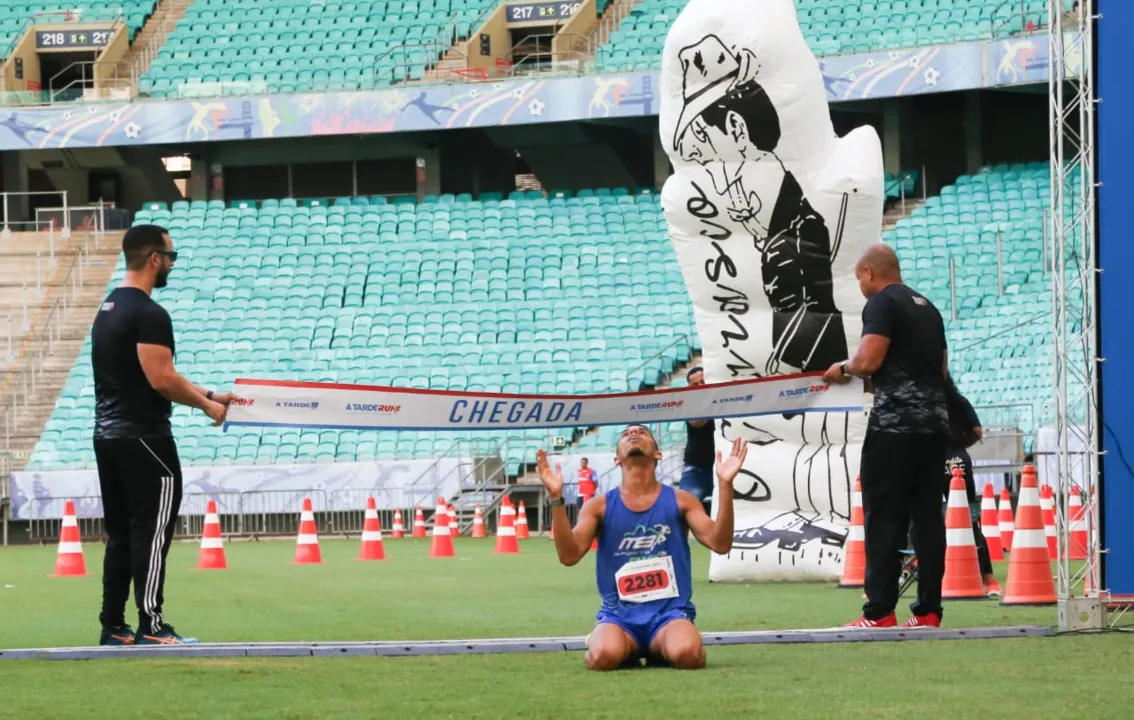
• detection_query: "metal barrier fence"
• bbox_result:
[24,490,405,543]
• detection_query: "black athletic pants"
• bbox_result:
[94,435,183,634]
[860,430,947,620]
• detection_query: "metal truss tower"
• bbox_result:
[1048,0,1102,631]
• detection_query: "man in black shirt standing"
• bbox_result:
[824,244,949,629]
[92,224,235,646]
[679,366,715,515]
[945,380,1001,597]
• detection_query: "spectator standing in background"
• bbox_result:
[945,378,1002,597]
[577,457,597,508]
[680,366,716,515]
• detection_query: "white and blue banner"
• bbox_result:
[8,457,470,520]
[224,373,865,432]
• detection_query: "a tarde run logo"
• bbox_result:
[712,393,754,405]
[345,403,401,414]
[629,400,683,412]
[778,384,829,399]
[276,400,319,410]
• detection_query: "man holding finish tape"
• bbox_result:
[92,224,239,647]
[536,424,747,670]
[824,243,950,630]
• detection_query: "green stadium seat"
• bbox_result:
[33,187,692,471]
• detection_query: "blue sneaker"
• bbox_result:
[135,625,199,645]
[99,625,136,646]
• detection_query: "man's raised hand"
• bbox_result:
[715,437,749,485]
[535,449,565,498]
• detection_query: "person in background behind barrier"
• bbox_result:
[945,378,1001,598]
[824,243,949,630]
[577,457,597,508]
[92,224,240,647]
[679,367,715,515]
[536,424,745,670]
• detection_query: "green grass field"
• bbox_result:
[1,538,1131,719]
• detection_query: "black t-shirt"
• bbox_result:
[861,283,949,434]
[944,449,977,505]
[948,389,981,449]
[683,419,715,470]
[92,287,175,439]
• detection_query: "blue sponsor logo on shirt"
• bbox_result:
[448,399,583,425]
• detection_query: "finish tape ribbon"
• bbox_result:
[224,373,865,432]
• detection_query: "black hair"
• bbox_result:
[686,366,704,381]
[123,224,170,271]
[581,457,588,462]
[698,79,781,154]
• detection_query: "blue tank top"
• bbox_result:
[595,484,694,618]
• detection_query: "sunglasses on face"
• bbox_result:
[154,250,178,262]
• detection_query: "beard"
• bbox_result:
[155,267,170,288]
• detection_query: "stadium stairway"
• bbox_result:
[0,232,123,471]
[121,0,196,83]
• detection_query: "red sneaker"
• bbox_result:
[904,613,942,628]
[844,613,897,628]
[984,578,1003,599]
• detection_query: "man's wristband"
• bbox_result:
[548,496,565,508]
[206,390,214,401]
[839,362,849,378]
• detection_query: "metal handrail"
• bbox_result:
[955,311,1050,353]
[1,226,105,454]
[49,58,135,104]
[623,333,689,391]
[506,33,591,77]
[990,0,1047,37]
[1,10,89,59]
[132,0,190,80]
[590,0,638,52]
[373,39,452,86]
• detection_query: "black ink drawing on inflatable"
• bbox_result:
[669,33,854,558]
[672,34,849,376]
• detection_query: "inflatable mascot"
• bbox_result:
[660,0,884,581]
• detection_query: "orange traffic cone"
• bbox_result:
[1040,484,1057,560]
[942,468,985,599]
[515,501,530,540]
[839,477,866,588]
[471,504,486,538]
[980,484,1004,561]
[1001,466,1057,605]
[412,506,427,539]
[197,499,228,570]
[430,498,454,558]
[391,508,405,539]
[998,488,1015,552]
[1068,485,1088,561]
[358,497,386,561]
[496,497,519,554]
[449,504,459,538]
[293,497,322,564]
[51,500,88,577]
